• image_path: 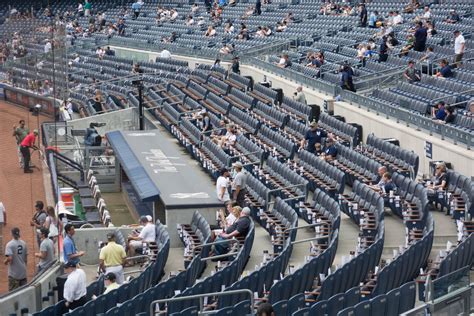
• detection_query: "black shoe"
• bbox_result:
[24,169,33,173]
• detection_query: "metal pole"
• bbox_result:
[138,83,144,130]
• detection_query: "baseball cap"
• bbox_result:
[145,215,153,222]
[104,272,116,281]
[106,232,115,240]
[63,261,77,269]
[310,121,317,127]
[33,129,39,135]
[11,227,20,238]
[233,161,243,168]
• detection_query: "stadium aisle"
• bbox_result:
[0,101,48,293]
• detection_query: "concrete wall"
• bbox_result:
[67,107,139,134]
[0,263,61,315]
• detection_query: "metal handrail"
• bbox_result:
[291,235,331,245]
[149,289,254,316]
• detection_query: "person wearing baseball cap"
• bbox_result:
[19,129,39,173]
[103,272,120,294]
[231,161,247,207]
[62,261,87,311]
[127,215,156,258]
[99,232,126,284]
[216,168,231,203]
[4,227,28,291]
[300,120,328,154]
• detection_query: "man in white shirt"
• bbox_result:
[63,262,87,311]
[454,30,465,67]
[44,40,52,54]
[421,6,431,20]
[216,168,231,203]
[392,11,403,25]
[160,49,171,59]
[127,216,156,257]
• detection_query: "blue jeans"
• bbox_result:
[214,236,230,256]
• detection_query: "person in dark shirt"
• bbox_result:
[322,137,337,161]
[435,59,453,78]
[436,106,455,124]
[444,10,460,24]
[373,172,396,195]
[255,0,262,15]
[231,57,240,74]
[428,163,447,192]
[214,207,251,256]
[300,121,328,154]
[359,4,368,27]
[340,64,356,92]
[378,36,389,62]
[413,22,427,52]
[403,60,421,83]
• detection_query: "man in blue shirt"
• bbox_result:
[436,59,453,78]
[131,1,141,19]
[413,22,427,52]
[300,121,327,154]
[432,101,447,120]
[322,137,338,161]
[63,224,85,265]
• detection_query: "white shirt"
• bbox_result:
[160,50,171,58]
[226,213,236,227]
[44,42,52,54]
[278,57,285,65]
[138,223,156,242]
[423,11,431,19]
[77,4,83,12]
[454,35,465,54]
[393,15,403,24]
[216,176,230,202]
[64,269,87,302]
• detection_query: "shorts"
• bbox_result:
[454,53,463,65]
[8,276,27,291]
[129,240,144,252]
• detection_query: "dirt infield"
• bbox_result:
[0,101,50,294]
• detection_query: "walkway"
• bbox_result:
[0,101,50,294]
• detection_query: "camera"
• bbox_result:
[90,122,106,128]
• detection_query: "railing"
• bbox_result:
[150,289,254,316]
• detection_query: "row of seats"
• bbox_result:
[177,211,212,269]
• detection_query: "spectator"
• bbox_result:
[453,30,465,67]
[99,233,126,284]
[20,129,38,173]
[160,49,171,59]
[427,163,447,194]
[117,19,126,36]
[276,54,292,68]
[205,25,216,37]
[293,86,307,104]
[217,124,237,149]
[417,5,431,22]
[368,10,378,28]
[29,201,47,247]
[340,64,356,92]
[372,166,388,187]
[403,0,420,14]
[231,162,247,207]
[378,36,389,62]
[435,59,453,78]
[322,137,337,161]
[4,227,28,291]
[444,9,460,24]
[63,224,85,265]
[216,168,231,204]
[436,106,456,124]
[224,22,234,34]
[257,302,275,316]
[63,262,87,311]
[413,22,427,52]
[96,46,105,59]
[103,272,120,294]
[44,39,52,54]
[359,4,368,27]
[105,46,115,56]
[84,0,92,17]
[255,0,262,15]
[276,21,288,32]
[127,216,156,257]
[77,2,84,16]
[186,15,194,26]
[84,123,101,147]
[132,1,142,19]
[426,21,437,37]
[392,11,403,25]
[300,121,328,154]
[220,44,235,55]
[93,96,103,113]
[432,101,447,120]
[35,227,54,274]
[373,172,396,195]
[44,206,59,244]
[214,207,251,255]
[170,9,178,21]
[231,57,240,74]
[403,60,421,83]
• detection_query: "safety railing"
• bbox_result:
[150,289,254,316]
